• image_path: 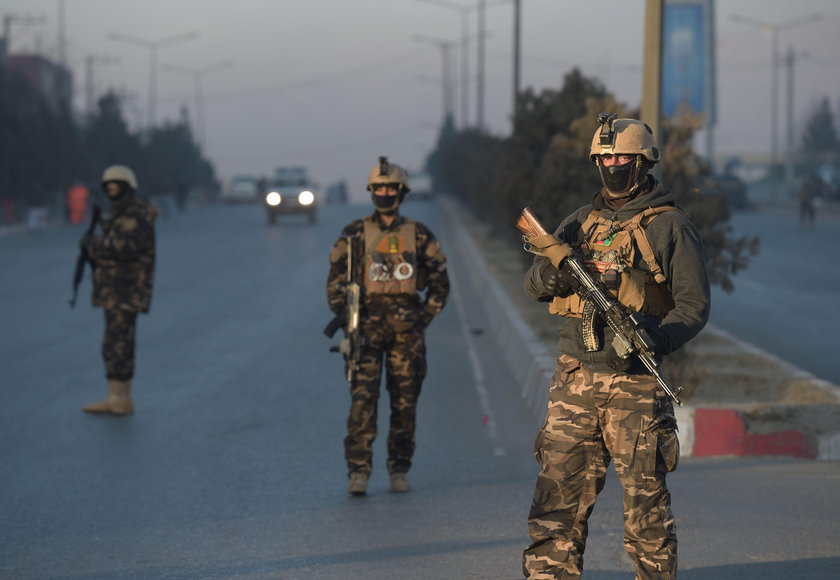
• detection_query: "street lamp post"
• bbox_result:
[730,13,821,199]
[414,35,457,126]
[108,31,198,131]
[162,61,231,147]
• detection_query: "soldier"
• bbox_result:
[327,157,449,496]
[81,165,159,415]
[522,117,710,579]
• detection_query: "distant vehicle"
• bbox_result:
[697,174,750,211]
[325,180,349,205]
[222,175,259,203]
[263,166,318,224]
[407,170,433,200]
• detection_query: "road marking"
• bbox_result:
[447,268,505,457]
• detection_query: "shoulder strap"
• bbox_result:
[621,207,678,284]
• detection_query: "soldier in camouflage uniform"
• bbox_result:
[522,117,710,579]
[327,157,449,496]
[81,165,158,415]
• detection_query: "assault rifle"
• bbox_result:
[516,207,683,406]
[324,236,363,384]
[69,205,102,309]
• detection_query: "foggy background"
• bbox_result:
[3,0,839,200]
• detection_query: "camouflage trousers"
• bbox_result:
[102,308,138,381]
[523,355,680,580]
[345,323,427,476]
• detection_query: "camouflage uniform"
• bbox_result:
[88,196,158,381]
[327,212,449,476]
[523,179,710,579]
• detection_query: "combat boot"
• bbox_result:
[347,472,369,496]
[82,380,134,415]
[390,472,411,493]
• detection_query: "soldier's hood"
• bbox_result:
[591,176,675,220]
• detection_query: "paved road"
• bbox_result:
[709,205,840,385]
[1,199,838,579]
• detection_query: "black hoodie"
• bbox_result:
[524,177,711,373]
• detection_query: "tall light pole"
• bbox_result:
[415,0,474,128]
[85,54,119,115]
[162,61,231,147]
[414,34,457,126]
[512,0,521,122]
[730,13,821,199]
[108,31,197,131]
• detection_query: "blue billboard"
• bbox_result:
[662,0,715,125]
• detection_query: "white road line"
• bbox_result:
[447,267,506,456]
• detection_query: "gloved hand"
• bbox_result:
[640,314,670,355]
[539,261,572,297]
[606,346,635,373]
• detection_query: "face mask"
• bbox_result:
[598,156,648,198]
[371,191,402,213]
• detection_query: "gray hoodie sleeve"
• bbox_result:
[650,216,711,354]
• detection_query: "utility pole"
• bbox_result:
[784,46,808,186]
[108,31,197,131]
[730,13,821,200]
[476,0,485,130]
[512,0,521,126]
[414,35,457,126]
[414,0,475,128]
[85,54,119,115]
[57,0,66,67]
[162,61,231,147]
[641,0,663,152]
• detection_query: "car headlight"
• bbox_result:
[266,191,281,206]
[298,190,315,206]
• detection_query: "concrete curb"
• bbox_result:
[443,196,840,461]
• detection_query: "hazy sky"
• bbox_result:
[4,0,840,199]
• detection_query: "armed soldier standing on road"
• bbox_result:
[81,165,158,415]
[326,157,449,496]
[521,117,710,579]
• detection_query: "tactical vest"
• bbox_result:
[549,207,677,319]
[362,216,418,295]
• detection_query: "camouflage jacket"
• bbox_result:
[327,212,449,328]
[88,196,159,313]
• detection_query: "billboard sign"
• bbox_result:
[662,0,715,125]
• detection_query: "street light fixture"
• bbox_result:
[162,61,232,147]
[730,13,821,198]
[108,31,198,131]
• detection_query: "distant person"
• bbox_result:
[798,175,817,227]
[80,165,159,415]
[521,116,710,579]
[66,182,90,224]
[326,157,449,496]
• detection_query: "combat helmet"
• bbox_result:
[367,156,410,213]
[589,114,659,198]
[101,165,139,190]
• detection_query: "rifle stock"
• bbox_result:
[516,207,683,406]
